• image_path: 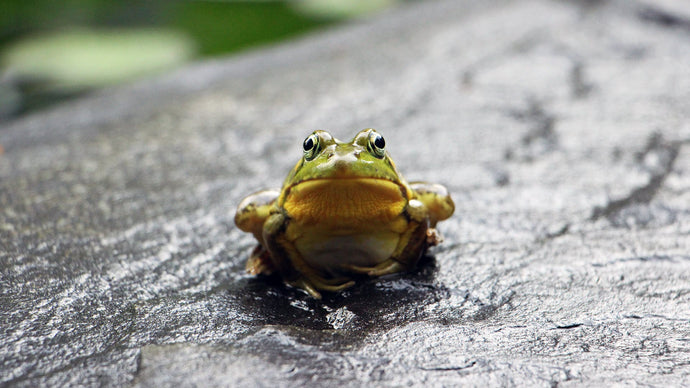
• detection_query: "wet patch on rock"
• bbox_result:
[227,255,450,338]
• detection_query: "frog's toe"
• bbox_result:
[306,275,356,292]
[426,228,443,247]
[288,276,355,298]
[246,257,271,275]
[340,263,378,274]
[343,260,406,277]
[246,246,275,275]
[289,278,323,299]
[318,275,355,286]
[366,259,406,277]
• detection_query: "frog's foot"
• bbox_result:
[426,228,443,247]
[246,246,275,275]
[289,276,355,299]
[342,259,406,277]
[289,278,322,299]
[303,272,356,292]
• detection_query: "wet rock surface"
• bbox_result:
[1,0,689,386]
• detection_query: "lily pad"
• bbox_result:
[2,28,195,90]
[291,0,398,19]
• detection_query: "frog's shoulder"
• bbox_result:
[409,181,454,226]
[235,189,280,235]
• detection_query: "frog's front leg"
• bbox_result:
[263,212,355,299]
[235,189,281,276]
[345,199,432,277]
[409,182,454,227]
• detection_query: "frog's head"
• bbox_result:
[278,129,412,214]
[284,128,404,186]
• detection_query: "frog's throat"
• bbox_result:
[281,178,408,225]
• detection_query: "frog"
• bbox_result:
[234,128,454,299]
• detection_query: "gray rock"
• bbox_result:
[1,0,689,386]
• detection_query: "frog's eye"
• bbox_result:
[367,132,386,158]
[303,133,320,160]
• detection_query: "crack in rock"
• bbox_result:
[536,223,571,243]
[418,360,477,372]
[505,101,559,162]
[592,254,689,268]
[590,133,681,226]
[554,323,583,330]
[638,3,690,32]
[569,60,592,98]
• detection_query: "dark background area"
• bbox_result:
[0,0,400,121]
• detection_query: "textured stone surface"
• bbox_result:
[2,0,689,386]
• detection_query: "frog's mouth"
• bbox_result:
[282,178,407,224]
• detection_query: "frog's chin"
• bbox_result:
[282,178,407,225]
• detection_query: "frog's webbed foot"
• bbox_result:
[246,245,275,275]
[289,275,355,299]
[286,249,356,296]
[289,278,323,299]
[342,259,406,277]
[426,228,443,247]
[263,212,356,298]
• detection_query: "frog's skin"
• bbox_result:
[235,129,454,298]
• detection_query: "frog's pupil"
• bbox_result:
[374,135,385,150]
[303,137,314,151]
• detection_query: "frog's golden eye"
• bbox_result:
[367,132,386,158]
[303,133,320,160]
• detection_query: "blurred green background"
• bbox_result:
[0,0,399,122]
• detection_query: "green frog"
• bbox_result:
[235,129,454,298]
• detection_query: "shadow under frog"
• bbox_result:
[225,254,449,344]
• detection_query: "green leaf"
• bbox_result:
[2,28,195,90]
